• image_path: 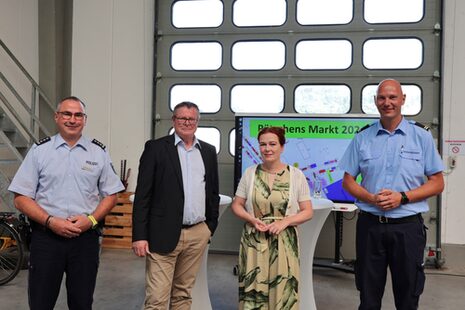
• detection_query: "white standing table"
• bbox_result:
[191,194,232,310]
[299,198,334,310]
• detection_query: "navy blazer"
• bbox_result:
[132,135,220,254]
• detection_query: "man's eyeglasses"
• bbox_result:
[174,117,198,124]
[57,111,87,120]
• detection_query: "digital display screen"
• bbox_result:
[234,114,377,203]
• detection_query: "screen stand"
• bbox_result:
[313,203,357,273]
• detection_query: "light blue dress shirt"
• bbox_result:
[338,118,444,218]
[175,133,206,225]
[8,134,124,218]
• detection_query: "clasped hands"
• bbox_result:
[252,218,288,236]
[373,189,402,211]
[48,214,93,238]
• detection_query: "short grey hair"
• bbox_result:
[56,96,86,112]
[172,101,200,120]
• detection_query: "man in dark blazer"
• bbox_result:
[132,101,220,310]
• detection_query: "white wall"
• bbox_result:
[441,0,465,245]
[0,0,38,130]
[0,0,38,80]
[72,0,154,191]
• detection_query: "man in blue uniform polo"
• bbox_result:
[8,96,124,310]
[339,79,444,310]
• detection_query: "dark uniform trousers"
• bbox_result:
[29,222,100,310]
[355,212,427,310]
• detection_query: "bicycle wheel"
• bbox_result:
[0,221,24,285]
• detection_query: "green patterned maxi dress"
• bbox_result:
[238,165,300,310]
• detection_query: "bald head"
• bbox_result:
[376,79,404,97]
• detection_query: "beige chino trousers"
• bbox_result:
[144,222,211,310]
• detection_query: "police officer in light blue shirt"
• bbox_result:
[8,96,124,310]
[338,79,444,310]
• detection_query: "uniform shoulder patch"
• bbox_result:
[36,136,51,145]
[92,139,106,150]
[413,121,430,131]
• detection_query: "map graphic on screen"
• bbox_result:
[235,114,377,203]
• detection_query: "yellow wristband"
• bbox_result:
[87,214,98,229]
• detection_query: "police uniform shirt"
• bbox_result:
[8,134,125,218]
[338,117,444,218]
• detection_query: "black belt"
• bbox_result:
[359,210,422,224]
[181,222,202,229]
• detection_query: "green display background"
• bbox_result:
[249,119,373,139]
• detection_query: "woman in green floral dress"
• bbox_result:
[232,127,313,310]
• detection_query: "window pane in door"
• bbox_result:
[363,38,423,69]
[171,42,222,70]
[297,0,353,25]
[233,0,286,27]
[296,40,352,70]
[172,0,223,28]
[364,0,424,24]
[231,85,284,113]
[295,85,351,113]
[170,85,221,113]
[232,41,285,70]
[229,129,235,156]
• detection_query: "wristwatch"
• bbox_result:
[400,191,410,204]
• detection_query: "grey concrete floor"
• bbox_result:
[1,249,465,309]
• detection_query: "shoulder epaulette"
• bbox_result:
[36,136,51,145]
[92,139,106,150]
[356,124,371,134]
[414,121,430,131]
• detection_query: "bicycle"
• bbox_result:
[0,212,31,285]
